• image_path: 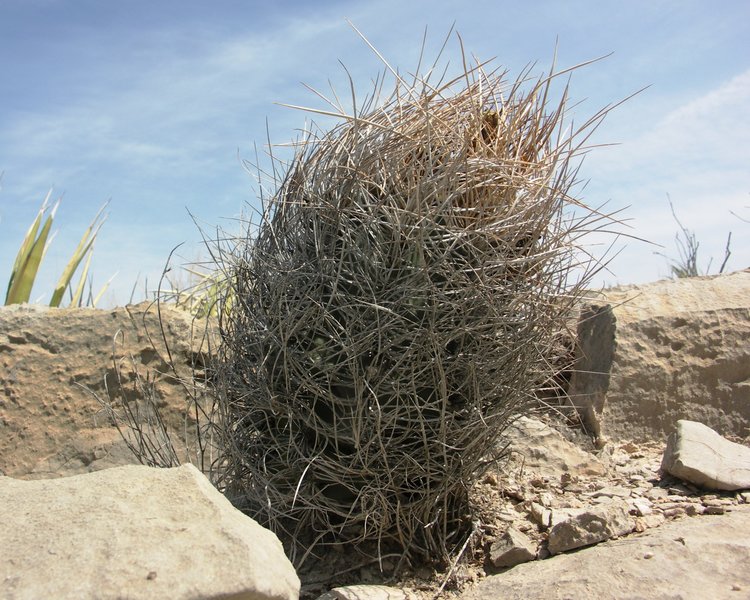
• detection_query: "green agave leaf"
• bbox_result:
[69,247,94,307]
[5,194,58,305]
[92,271,118,308]
[49,201,109,308]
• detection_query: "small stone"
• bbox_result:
[702,498,729,507]
[661,507,686,519]
[638,513,666,530]
[497,510,520,522]
[659,501,693,511]
[704,505,726,515]
[667,486,691,497]
[529,502,552,528]
[631,498,652,517]
[490,526,537,568]
[643,552,654,559]
[732,584,742,592]
[645,487,669,501]
[589,485,632,499]
[483,472,499,487]
[740,492,750,504]
[547,500,635,555]
[516,522,533,533]
[538,492,555,507]
[667,495,700,503]
[319,585,412,600]
[685,504,705,516]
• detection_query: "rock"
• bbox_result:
[0,463,299,600]
[567,271,750,443]
[631,497,653,516]
[503,416,607,478]
[529,501,552,528]
[464,505,750,600]
[0,302,214,479]
[489,526,537,568]
[565,303,616,445]
[661,420,750,491]
[318,585,411,600]
[547,499,635,555]
[634,512,666,532]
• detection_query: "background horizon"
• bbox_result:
[1,1,748,307]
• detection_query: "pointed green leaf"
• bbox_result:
[49,200,109,307]
[6,197,58,305]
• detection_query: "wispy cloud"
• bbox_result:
[1,1,748,304]
[582,68,750,285]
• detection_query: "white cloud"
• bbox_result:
[581,70,750,286]
[2,4,749,303]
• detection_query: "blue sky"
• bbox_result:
[1,0,748,306]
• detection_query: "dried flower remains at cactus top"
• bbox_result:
[212,45,623,572]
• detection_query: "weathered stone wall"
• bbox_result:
[0,302,212,479]
[568,270,750,443]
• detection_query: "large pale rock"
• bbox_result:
[464,506,750,600]
[318,585,411,600]
[503,416,607,478]
[662,420,750,490]
[0,463,300,600]
[568,271,750,443]
[0,302,212,479]
[546,499,634,555]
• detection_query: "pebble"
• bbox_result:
[645,487,669,501]
[631,498,653,517]
[704,506,727,515]
[589,485,632,499]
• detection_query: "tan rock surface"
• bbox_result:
[504,415,607,478]
[463,505,750,600]
[569,271,750,443]
[662,420,750,490]
[546,499,635,554]
[0,302,211,479]
[0,463,299,600]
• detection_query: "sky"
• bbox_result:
[1,0,748,307]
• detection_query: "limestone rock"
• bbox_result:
[661,420,750,491]
[489,526,537,568]
[0,302,214,479]
[0,463,300,600]
[318,585,411,600]
[547,499,634,555]
[464,505,750,600]
[503,416,607,478]
[568,271,750,443]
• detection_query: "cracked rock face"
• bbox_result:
[0,302,211,479]
[568,271,750,443]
